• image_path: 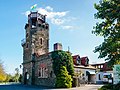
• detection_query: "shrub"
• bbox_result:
[113,82,120,90]
[55,66,72,88]
[98,84,120,90]
[52,50,74,76]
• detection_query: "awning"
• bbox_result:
[86,71,95,75]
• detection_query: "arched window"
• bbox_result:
[40,38,43,45]
[38,24,41,27]
[26,43,29,48]
[50,71,53,78]
[46,25,48,29]
[47,40,49,48]
[38,67,48,78]
[26,33,28,38]
[42,25,45,28]
[38,68,42,78]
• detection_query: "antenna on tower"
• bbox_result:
[68,46,70,52]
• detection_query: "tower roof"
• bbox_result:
[28,11,46,22]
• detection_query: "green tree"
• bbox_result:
[55,66,72,88]
[52,50,74,77]
[13,68,20,82]
[18,74,22,82]
[5,74,13,82]
[93,0,120,67]
[0,60,6,82]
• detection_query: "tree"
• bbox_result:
[55,66,72,88]
[74,70,83,78]
[14,68,20,82]
[52,50,74,77]
[93,0,120,67]
[5,74,13,82]
[0,60,6,82]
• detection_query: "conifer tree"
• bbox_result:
[55,66,72,88]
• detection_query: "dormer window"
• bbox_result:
[76,56,81,65]
[85,57,89,65]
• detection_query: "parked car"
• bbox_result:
[103,73,113,84]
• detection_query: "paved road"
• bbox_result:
[0,84,102,90]
[54,84,103,90]
[75,84,103,90]
[0,84,50,90]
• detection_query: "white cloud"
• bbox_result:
[64,17,77,22]
[36,7,68,19]
[62,25,74,30]
[61,25,79,30]
[51,18,65,25]
[45,6,53,11]
[24,6,68,25]
[23,6,78,30]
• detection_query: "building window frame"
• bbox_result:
[38,67,48,78]
[26,43,29,49]
[98,74,101,80]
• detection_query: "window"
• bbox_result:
[85,58,89,65]
[26,33,28,38]
[50,71,53,78]
[103,75,112,79]
[46,25,48,29]
[76,56,81,65]
[38,69,41,77]
[40,38,43,45]
[101,65,103,68]
[26,43,29,48]
[27,73,29,80]
[99,74,101,80]
[38,68,43,78]
[42,25,45,28]
[38,24,41,27]
[47,40,49,48]
[98,65,100,69]
[38,67,48,78]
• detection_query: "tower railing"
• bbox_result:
[21,38,26,46]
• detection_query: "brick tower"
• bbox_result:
[22,12,49,61]
[22,11,49,85]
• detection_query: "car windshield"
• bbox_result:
[104,75,111,78]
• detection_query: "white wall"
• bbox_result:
[74,68,96,83]
[96,72,104,82]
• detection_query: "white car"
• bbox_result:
[103,73,113,84]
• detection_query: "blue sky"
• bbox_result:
[0,0,104,74]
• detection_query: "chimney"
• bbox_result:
[54,43,62,51]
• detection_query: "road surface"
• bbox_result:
[0,84,102,90]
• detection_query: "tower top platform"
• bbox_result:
[28,12,46,22]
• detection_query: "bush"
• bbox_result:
[98,84,113,90]
[18,74,22,82]
[113,82,120,90]
[98,83,120,90]
[52,50,74,76]
[55,66,72,88]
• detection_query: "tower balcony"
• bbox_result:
[21,38,26,46]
